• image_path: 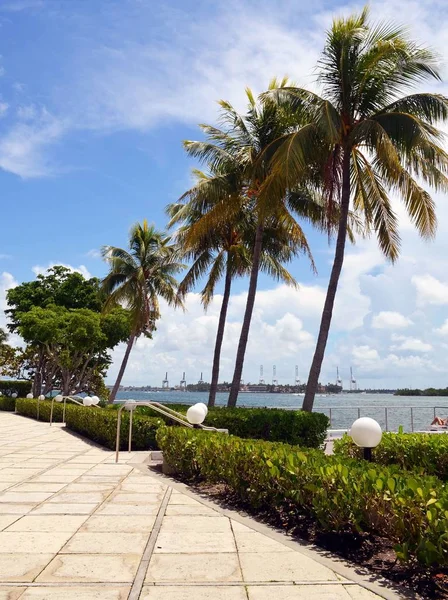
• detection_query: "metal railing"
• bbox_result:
[321,405,448,432]
[115,401,227,463]
[48,395,101,425]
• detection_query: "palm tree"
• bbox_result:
[168,168,301,407]
[184,84,332,407]
[101,221,184,403]
[262,8,448,412]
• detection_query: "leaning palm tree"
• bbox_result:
[168,168,302,407]
[263,8,448,411]
[101,221,184,403]
[184,84,322,407]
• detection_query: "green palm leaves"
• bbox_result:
[101,221,184,402]
[260,8,448,410]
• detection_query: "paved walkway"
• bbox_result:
[0,412,404,600]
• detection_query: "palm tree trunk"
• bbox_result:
[108,334,136,404]
[228,223,264,408]
[302,148,351,412]
[208,256,232,408]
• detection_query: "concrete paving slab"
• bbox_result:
[109,493,163,504]
[0,530,73,553]
[247,585,352,599]
[140,586,248,600]
[96,503,159,516]
[6,514,88,532]
[0,492,54,503]
[62,531,148,554]
[31,503,98,515]
[233,530,294,553]
[145,553,242,583]
[47,491,108,503]
[154,529,236,553]
[36,553,141,582]
[165,504,220,516]
[0,515,20,530]
[161,515,231,533]
[13,483,67,493]
[239,552,339,582]
[18,587,131,600]
[81,514,156,533]
[0,553,54,582]
[0,588,26,600]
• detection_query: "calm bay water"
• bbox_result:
[115,391,448,433]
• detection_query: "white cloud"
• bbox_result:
[352,345,380,362]
[412,274,448,306]
[86,249,101,259]
[0,110,67,178]
[0,103,8,118]
[435,319,448,336]
[390,335,432,353]
[372,311,413,329]
[0,271,17,331]
[32,263,92,279]
[0,1,45,11]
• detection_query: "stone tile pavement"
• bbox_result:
[0,412,406,599]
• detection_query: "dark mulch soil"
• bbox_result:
[184,480,448,600]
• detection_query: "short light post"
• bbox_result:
[11,393,18,399]
[350,417,382,461]
[26,393,33,399]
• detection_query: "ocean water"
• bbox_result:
[115,391,448,433]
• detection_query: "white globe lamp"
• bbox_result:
[38,395,45,401]
[83,396,92,406]
[350,417,382,461]
[55,395,63,403]
[124,401,134,411]
[196,402,208,418]
[11,392,18,399]
[186,403,206,426]
[90,395,100,405]
[26,393,33,399]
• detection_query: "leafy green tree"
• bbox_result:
[169,167,302,407]
[17,305,129,395]
[101,220,184,403]
[263,8,448,411]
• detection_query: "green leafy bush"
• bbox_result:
[0,396,17,411]
[110,403,329,448]
[156,426,448,567]
[15,398,161,450]
[0,380,32,397]
[334,432,448,481]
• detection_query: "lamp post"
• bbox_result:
[350,417,382,461]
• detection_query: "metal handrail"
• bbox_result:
[49,395,101,426]
[320,405,448,432]
[115,401,226,463]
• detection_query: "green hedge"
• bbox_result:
[334,432,448,481]
[156,426,448,567]
[15,398,161,451]
[0,380,32,397]
[111,403,329,448]
[0,396,17,411]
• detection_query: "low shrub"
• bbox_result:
[0,380,32,397]
[15,398,161,451]
[334,432,448,481]
[111,403,329,448]
[65,406,162,450]
[0,396,17,411]
[156,426,448,567]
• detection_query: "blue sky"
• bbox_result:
[1,0,448,389]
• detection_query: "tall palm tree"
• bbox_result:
[262,8,448,412]
[101,221,184,403]
[168,168,301,407]
[184,84,322,407]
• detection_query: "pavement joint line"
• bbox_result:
[229,518,249,599]
[127,486,173,600]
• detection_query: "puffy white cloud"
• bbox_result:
[435,319,448,336]
[390,336,432,353]
[412,274,448,306]
[372,311,413,329]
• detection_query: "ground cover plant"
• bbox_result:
[334,432,448,481]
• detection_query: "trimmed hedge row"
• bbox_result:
[112,403,329,448]
[0,396,17,411]
[156,426,448,567]
[334,432,448,481]
[0,380,31,397]
[15,398,162,450]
